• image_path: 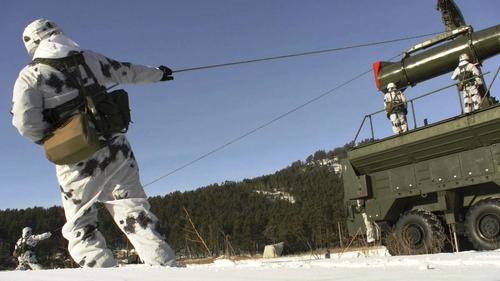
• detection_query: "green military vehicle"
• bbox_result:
[344,101,500,254]
[342,1,500,255]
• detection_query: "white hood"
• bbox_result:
[32,33,81,59]
[459,60,469,67]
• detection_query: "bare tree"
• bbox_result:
[182,206,212,257]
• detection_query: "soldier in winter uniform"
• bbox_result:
[451,53,484,113]
[11,19,176,268]
[384,82,408,134]
[13,227,51,270]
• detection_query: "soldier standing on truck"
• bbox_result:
[13,227,51,270]
[384,82,408,134]
[451,53,484,113]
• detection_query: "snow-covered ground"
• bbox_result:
[2,247,500,281]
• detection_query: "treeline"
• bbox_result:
[0,144,352,269]
[0,207,67,269]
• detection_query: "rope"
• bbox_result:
[110,32,441,96]
[144,70,371,187]
[171,31,440,73]
[107,31,437,90]
[142,32,445,187]
[143,53,402,187]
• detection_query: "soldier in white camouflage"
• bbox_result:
[11,19,177,268]
[13,227,51,270]
[451,53,484,114]
[384,82,408,134]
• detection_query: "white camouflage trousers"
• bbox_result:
[462,85,482,114]
[16,251,42,270]
[56,135,176,268]
[389,112,408,134]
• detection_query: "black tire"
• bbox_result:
[387,209,445,255]
[465,198,500,251]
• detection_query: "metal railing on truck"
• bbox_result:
[353,66,500,145]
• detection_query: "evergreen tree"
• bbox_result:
[0,144,351,269]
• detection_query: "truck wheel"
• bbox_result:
[465,198,500,250]
[390,210,445,255]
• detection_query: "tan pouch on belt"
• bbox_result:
[43,113,101,165]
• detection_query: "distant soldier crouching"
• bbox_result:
[384,82,408,134]
[13,227,51,270]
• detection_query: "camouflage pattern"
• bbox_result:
[384,90,408,134]
[388,112,408,134]
[12,34,163,143]
[451,62,483,113]
[58,135,175,267]
[462,85,482,113]
[11,31,175,267]
[14,231,51,270]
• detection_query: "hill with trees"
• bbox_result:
[0,143,353,269]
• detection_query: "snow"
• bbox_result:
[2,248,500,281]
[255,189,296,203]
[306,157,342,174]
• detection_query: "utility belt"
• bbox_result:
[386,103,407,118]
[458,67,476,88]
[13,241,34,257]
[463,81,476,87]
[42,88,131,136]
[34,54,131,165]
[458,80,476,91]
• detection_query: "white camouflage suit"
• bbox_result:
[384,89,408,134]
[14,229,51,270]
[451,61,483,113]
[14,228,52,270]
[12,30,176,267]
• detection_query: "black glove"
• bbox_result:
[158,65,174,81]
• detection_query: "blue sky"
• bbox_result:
[1,0,499,209]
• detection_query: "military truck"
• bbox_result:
[342,1,500,255]
[343,100,500,254]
